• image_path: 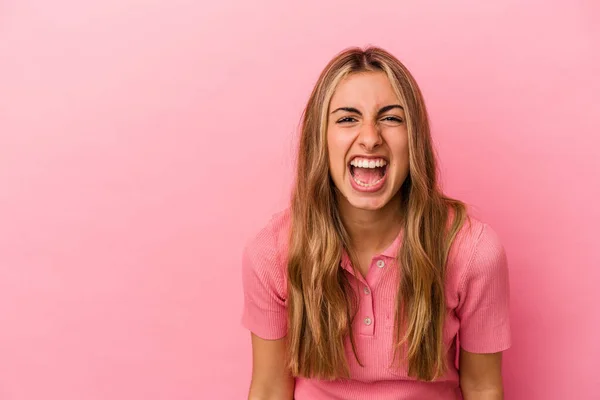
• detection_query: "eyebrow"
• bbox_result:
[330,104,404,115]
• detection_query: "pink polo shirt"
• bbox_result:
[241,208,511,400]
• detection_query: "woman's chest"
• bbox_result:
[342,266,462,382]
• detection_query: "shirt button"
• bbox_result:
[363,287,370,295]
[376,260,385,268]
[364,317,372,326]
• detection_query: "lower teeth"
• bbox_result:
[353,176,383,187]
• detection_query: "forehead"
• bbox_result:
[329,71,401,108]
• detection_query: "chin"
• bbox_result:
[345,194,391,211]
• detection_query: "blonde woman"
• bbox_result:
[241,46,511,400]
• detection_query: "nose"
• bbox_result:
[358,121,382,151]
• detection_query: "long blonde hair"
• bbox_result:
[286,46,468,381]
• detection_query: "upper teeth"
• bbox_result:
[350,158,387,168]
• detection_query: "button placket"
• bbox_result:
[349,256,394,337]
[356,276,375,335]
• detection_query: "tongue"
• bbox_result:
[353,167,384,184]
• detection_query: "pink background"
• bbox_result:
[1,0,598,399]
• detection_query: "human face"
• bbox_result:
[327,71,409,212]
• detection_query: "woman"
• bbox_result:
[241,46,511,400]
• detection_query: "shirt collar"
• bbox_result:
[340,228,404,271]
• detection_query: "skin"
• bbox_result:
[247,334,294,400]
[460,350,504,399]
[326,71,409,276]
[248,71,504,400]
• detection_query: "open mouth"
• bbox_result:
[349,157,388,187]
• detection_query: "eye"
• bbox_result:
[381,116,404,123]
[336,116,358,124]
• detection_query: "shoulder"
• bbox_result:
[450,215,512,352]
[241,209,291,338]
[242,208,291,289]
[244,208,291,262]
[451,215,504,259]
[448,215,507,287]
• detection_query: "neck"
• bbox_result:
[338,194,404,255]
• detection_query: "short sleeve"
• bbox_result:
[457,224,511,353]
[241,231,288,340]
